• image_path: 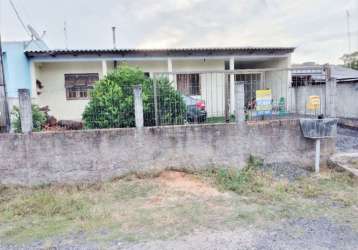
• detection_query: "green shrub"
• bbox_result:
[82,65,186,129]
[11,105,46,133]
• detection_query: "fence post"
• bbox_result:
[224,76,230,123]
[325,65,337,117]
[153,78,159,126]
[18,89,33,133]
[235,81,245,124]
[133,85,144,128]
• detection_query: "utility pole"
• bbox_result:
[346,10,352,54]
[112,26,117,49]
[0,34,11,132]
[64,21,69,49]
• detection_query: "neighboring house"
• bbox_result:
[292,65,358,86]
[2,40,48,109]
[24,47,294,120]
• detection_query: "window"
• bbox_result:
[65,73,99,100]
[176,74,200,96]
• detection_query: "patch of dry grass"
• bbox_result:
[0,165,357,245]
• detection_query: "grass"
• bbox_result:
[0,161,357,247]
[206,115,235,124]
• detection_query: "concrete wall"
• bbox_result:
[0,120,335,186]
[336,83,358,118]
[294,85,326,115]
[294,83,358,118]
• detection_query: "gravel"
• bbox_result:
[0,231,103,250]
[255,217,358,250]
[337,126,358,152]
[260,162,310,181]
[3,218,357,249]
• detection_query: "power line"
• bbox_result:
[8,0,31,37]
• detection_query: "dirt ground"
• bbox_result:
[0,128,357,250]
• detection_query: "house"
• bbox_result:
[2,40,48,109]
[23,47,295,121]
[292,65,358,86]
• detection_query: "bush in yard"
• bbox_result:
[11,105,46,133]
[82,65,186,129]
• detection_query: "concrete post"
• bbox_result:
[315,139,321,173]
[230,57,235,114]
[29,61,38,99]
[167,58,174,83]
[224,76,230,123]
[235,81,245,124]
[153,79,159,126]
[18,89,33,133]
[133,85,144,128]
[325,65,337,117]
[102,60,108,77]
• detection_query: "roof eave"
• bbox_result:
[25,47,296,59]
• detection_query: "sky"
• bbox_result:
[1,0,357,64]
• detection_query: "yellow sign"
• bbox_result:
[256,89,272,114]
[307,96,320,111]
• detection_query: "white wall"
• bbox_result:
[173,59,226,117]
[258,57,292,111]
[36,61,103,120]
[124,60,168,73]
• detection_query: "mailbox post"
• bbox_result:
[300,118,338,173]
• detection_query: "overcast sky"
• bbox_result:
[1,0,357,64]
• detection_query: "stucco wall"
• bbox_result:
[260,58,292,111]
[35,61,103,120]
[0,120,335,186]
[2,42,31,97]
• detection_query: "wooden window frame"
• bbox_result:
[65,73,99,100]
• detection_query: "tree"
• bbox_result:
[82,66,186,129]
[341,52,358,70]
[350,59,358,70]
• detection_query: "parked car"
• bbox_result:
[181,95,207,123]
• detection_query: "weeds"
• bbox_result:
[210,155,265,194]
